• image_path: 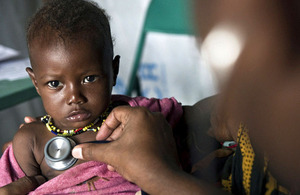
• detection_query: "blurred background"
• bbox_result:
[0,0,218,150]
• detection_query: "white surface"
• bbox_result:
[93,0,217,104]
[93,0,151,95]
[0,58,30,81]
[0,45,19,62]
[140,32,217,105]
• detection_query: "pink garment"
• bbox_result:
[0,144,25,186]
[111,95,182,128]
[0,95,183,194]
[1,144,140,194]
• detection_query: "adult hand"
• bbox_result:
[18,116,37,129]
[72,106,224,194]
[0,175,46,195]
[24,116,37,124]
[73,106,178,180]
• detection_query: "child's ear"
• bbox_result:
[26,67,40,95]
[112,55,120,86]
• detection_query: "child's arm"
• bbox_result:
[12,122,42,177]
[2,116,38,154]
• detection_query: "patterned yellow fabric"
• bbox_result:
[221,123,290,195]
[238,124,255,194]
[222,174,232,192]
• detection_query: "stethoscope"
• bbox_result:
[44,137,149,194]
[44,136,109,171]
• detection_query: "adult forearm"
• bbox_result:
[135,164,225,195]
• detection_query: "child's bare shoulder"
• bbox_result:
[13,121,44,144]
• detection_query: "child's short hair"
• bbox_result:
[27,0,113,58]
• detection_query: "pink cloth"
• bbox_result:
[0,144,25,186]
[111,95,182,128]
[0,95,183,194]
[2,144,140,194]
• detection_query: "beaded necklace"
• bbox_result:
[41,105,112,137]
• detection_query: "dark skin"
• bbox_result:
[6,0,299,193]
[0,175,46,195]
[1,39,231,193]
[4,94,231,195]
[72,106,227,195]
[12,38,120,180]
[196,0,300,190]
[71,0,300,193]
[1,94,227,195]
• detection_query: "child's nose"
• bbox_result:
[66,84,86,105]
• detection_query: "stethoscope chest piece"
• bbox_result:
[44,136,77,171]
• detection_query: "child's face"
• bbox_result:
[27,40,119,130]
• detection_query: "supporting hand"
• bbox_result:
[0,175,45,195]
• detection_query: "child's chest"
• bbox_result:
[35,131,98,180]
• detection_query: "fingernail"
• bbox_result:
[24,117,31,123]
[72,147,83,159]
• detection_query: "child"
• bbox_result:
[0,0,182,194]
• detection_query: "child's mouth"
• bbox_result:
[67,110,91,122]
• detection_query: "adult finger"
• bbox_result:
[72,143,116,173]
[73,106,180,186]
[96,106,130,140]
[19,116,38,129]
[24,116,37,123]
[0,175,46,195]
[72,143,109,162]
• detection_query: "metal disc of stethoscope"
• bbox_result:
[44,136,78,171]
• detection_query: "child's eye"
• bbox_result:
[83,75,97,83]
[47,80,62,88]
